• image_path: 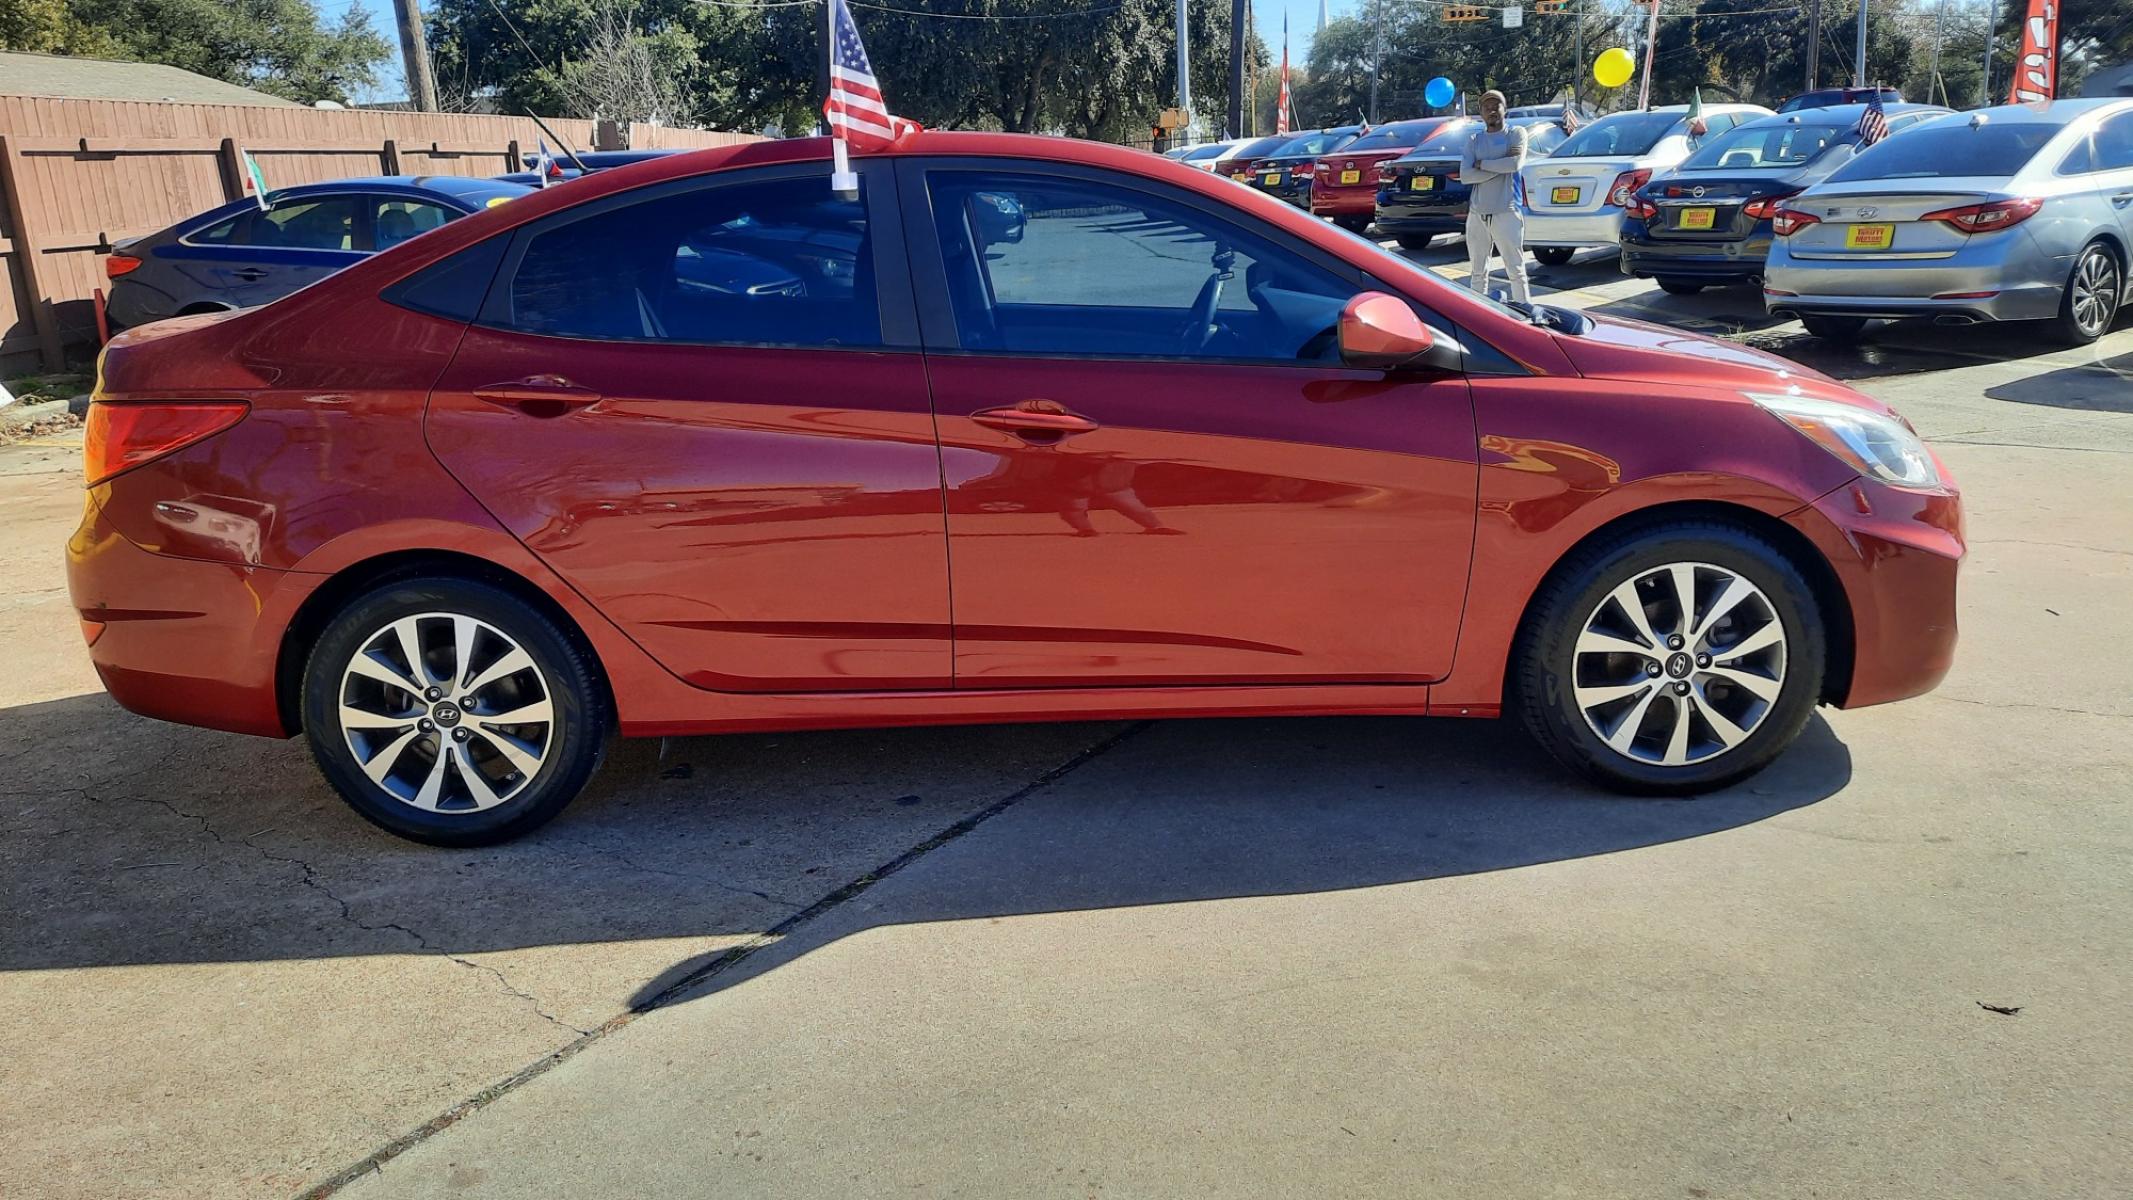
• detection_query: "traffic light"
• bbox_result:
[1443,4,1488,20]
[1534,0,1572,11]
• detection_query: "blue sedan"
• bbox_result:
[104,175,532,329]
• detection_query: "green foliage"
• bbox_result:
[5,0,392,105]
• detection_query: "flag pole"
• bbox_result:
[1635,0,1662,111]
[825,0,858,194]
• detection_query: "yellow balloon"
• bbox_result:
[1594,47,1635,89]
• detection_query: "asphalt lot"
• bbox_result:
[4,240,2131,1199]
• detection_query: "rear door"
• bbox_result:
[161,192,366,306]
[426,161,952,691]
[902,158,1478,688]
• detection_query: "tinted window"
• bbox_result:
[500,176,879,347]
[1682,121,1846,170]
[1344,121,1436,152]
[2094,111,2133,170]
[1179,143,1231,161]
[927,171,1356,362]
[383,236,509,321]
[193,195,358,250]
[1828,122,2058,181]
[374,198,456,250]
[1555,112,1680,158]
[1271,130,1359,157]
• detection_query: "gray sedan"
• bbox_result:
[1764,97,2133,344]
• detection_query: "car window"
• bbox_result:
[1523,124,1568,156]
[1344,122,1433,152]
[926,171,1357,363]
[1682,121,1846,170]
[192,195,358,250]
[2059,134,2097,174]
[373,198,456,250]
[1555,112,1680,158]
[499,175,879,348]
[1272,130,1358,157]
[2093,111,2133,170]
[1828,122,2059,181]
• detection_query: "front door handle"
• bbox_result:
[970,403,1099,440]
[472,376,603,416]
[232,267,268,281]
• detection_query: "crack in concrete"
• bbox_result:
[292,720,1153,1200]
[1932,695,2132,720]
[538,835,808,909]
[1965,537,2133,560]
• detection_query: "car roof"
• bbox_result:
[1735,103,1952,128]
[1966,96,2133,124]
[268,175,534,204]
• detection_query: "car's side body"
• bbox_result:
[104,176,532,329]
[1765,98,2133,326]
[1620,104,1954,285]
[1374,117,1571,239]
[1519,104,1775,250]
[70,133,1961,751]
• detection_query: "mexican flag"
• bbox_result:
[241,149,269,210]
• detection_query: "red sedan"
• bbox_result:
[1308,118,1463,229]
[68,133,1962,845]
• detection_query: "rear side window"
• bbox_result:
[383,236,509,322]
[373,198,457,249]
[926,170,1357,362]
[192,196,356,250]
[1556,112,1679,158]
[494,176,880,348]
[1829,122,2058,181]
[2093,111,2133,171]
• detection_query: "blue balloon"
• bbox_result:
[1425,77,1456,108]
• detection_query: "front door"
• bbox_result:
[426,163,951,692]
[903,161,1478,688]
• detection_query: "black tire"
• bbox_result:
[1800,313,1868,342]
[1656,277,1705,296]
[302,578,608,846]
[1512,520,1827,796]
[1337,216,1373,234]
[2051,240,2122,347]
[1396,233,1435,251]
[1532,246,1576,267]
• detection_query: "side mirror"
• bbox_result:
[1338,292,1434,370]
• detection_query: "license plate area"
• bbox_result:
[1844,223,1896,250]
[1263,174,1281,187]
[1550,185,1581,205]
[1677,206,1717,230]
[1339,169,1360,184]
[1411,175,1434,191]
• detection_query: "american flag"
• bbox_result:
[1857,92,1890,147]
[1275,15,1291,135]
[824,0,914,153]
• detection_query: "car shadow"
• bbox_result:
[1982,347,2133,413]
[1,692,1852,1008]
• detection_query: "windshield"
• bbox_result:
[1179,143,1231,161]
[1554,112,1680,158]
[1271,130,1358,157]
[1826,122,2056,181]
[1680,121,1845,170]
[1343,122,1434,152]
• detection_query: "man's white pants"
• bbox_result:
[1465,209,1532,305]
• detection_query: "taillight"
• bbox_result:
[1291,161,1313,177]
[83,401,248,485]
[1920,197,2043,233]
[1606,169,1651,207]
[1771,209,1820,237]
[1743,191,1801,220]
[1624,195,1658,220]
[105,253,142,279]
[1378,164,1397,183]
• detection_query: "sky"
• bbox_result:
[347,0,1359,106]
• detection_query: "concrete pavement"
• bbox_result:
[4,253,2129,1199]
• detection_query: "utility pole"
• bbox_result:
[1229,0,1247,137]
[1176,0,1194,145]
[1805,0,1822,90]
[1635,0,1662,110]
[392,0,439,112]
[1853,0,1868,87]
[1572,0,1584,110]
[1928,0,1948,105]
[1369,0,1384,124]
[1980,0,1997,104]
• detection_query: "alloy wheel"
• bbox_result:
[2070,249,2121,338]
[336,612,555,811]
[1572,561,1788,767]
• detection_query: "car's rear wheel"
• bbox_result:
[1532,246,1576,267]
[1336,216,1372,233]
[1800,314,1867,342]
[2053,240,2122,346]
[1395,233,1434,251]
[1656,277,1705,296]
[1513,521,1826,795]
[302,578,607,846]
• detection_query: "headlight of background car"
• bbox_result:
[1749,392,1942,489]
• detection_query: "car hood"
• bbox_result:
[1553,311,1884,408]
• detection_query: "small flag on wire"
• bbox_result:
[240,148,270,210]
[823,0,918,192]
[1686,87,1707,136]
[533,139,558,188]
[1857,91,1890,147]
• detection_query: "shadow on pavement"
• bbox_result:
[1984,347,2133,413]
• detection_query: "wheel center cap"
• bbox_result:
[1665,652,1694,679]
[431,702,462,727]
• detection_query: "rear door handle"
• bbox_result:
[232,268,268,281]
[472,376,603,416]
[970,404,1099,440]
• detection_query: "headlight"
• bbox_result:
[1749,391,1942,489]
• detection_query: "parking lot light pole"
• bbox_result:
[1177,0,1195,146]
[1854,0,1868,87]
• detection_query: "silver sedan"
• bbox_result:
[1764,97,2133,345]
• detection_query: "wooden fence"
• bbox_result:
[0,96,758,372]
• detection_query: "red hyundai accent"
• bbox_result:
[67,133,1962,845]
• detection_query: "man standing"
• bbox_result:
[1457,90,1532,305]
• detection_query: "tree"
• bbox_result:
[1297,4,1625,128]
[557,0,687,125]
[5,0,392,105]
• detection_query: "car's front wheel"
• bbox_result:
[1532,246,1576,267]
[2053,240,2122,346]
[1513,522,1827,795]
[302,578,608,845]
[1396,233,1434,251]
[1800,314,1867,342]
